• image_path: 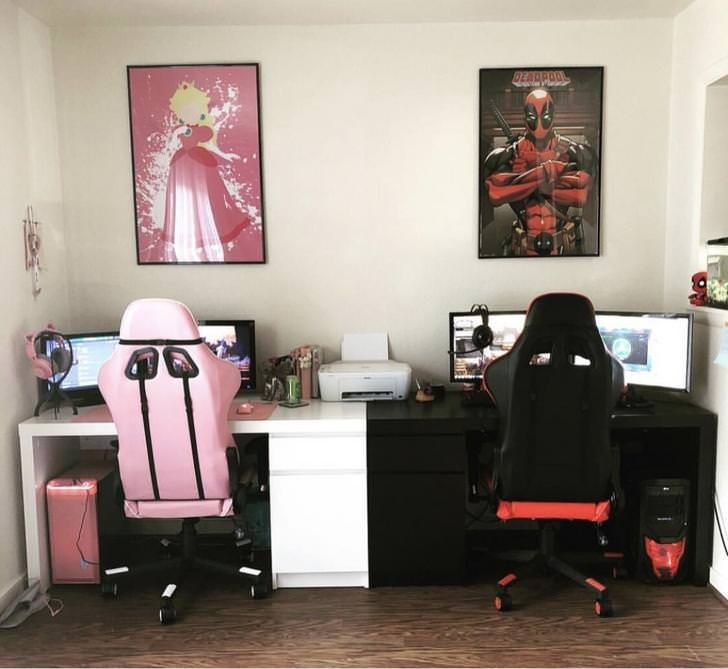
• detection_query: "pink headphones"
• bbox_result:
[24,324,73,380]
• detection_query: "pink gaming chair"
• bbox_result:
[98,299,267,623]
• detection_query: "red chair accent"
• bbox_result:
[496,500,611,523]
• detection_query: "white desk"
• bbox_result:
[19,400,368,592]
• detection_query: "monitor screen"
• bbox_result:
[448,309,693,392]
[449,311,526,383]
[198,320,256,392]
[40,331,119,406]
[61,332,120,391]
[595,312,693,392]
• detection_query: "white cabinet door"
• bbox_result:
[270,471,368,574]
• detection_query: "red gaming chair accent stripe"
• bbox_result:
[496,500,611,523]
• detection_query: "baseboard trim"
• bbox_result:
[275,571,369,589]
[0,574,27,615]
[709,566,728,601]
[709,583,728,608]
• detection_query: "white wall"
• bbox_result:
[52,20,673,383]
[665,0,728,597]
[0,2,69,609]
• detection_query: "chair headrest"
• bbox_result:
[119,299,200,340]
[524,293,597,329]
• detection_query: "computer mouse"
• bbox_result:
[236,402,254,415]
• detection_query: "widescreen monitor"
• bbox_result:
[449,309,693,393]
[595,312,693,392]
[198,320,256,393]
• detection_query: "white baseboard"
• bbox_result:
[0,574,27,615]
[275,571,369,588]
[710,566,728,600]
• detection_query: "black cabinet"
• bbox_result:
[367,397,477,586]
[368,470,466,586]
[367,395,717,587]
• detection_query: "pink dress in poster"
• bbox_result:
[128,66,265,263]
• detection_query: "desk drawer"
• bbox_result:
[368,435,465,472]
[271,472,367,574]
[368,471,465,586]
[269,434,366,473]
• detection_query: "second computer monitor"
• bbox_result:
[596,312,693,392]
[197,320,256,393]
[449,311,526,383]
[43,331,120,406]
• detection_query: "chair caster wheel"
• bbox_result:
[594,599,613,617]
[494,593,512,612]
[250,583,270,600]
[101,582,118,598]
[159,605,177,624]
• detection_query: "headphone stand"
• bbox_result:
[34,383,78,418]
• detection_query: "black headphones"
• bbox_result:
[470,304,493,350]
[450,304,494,356]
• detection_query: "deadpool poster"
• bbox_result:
[478,67,603,258]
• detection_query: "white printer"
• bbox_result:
[318,333,412,401]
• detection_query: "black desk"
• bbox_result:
[367,394,716,587]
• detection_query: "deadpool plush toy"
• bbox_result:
[689,271,707,306]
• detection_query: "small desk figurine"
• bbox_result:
[415,378,435,402]
[689,271,707,306]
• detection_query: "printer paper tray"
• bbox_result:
[341,391,394,401]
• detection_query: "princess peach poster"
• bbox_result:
[128,64,265,264]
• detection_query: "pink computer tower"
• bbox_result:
[46,463,113,584]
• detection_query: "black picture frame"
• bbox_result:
[478,66,604,258]
[127,63,266,265]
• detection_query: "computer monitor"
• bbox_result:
[197,320,256,393]
[595,312,693,392]
[449,311,526,383]
[448,308,693,393]
[40,331,120,406]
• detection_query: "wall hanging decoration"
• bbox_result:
[127,63,266,264]
[23,205,42,296]
[478,67,603,258]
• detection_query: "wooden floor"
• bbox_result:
[2,575,728,667]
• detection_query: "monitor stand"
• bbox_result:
[460,388,494,407]
[617,384,654,412]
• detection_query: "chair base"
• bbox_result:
[493,522,617,617]
[101,517,270,624]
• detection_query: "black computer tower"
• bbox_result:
[637,478,690,583]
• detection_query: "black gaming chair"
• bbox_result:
[484,293,624,617]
